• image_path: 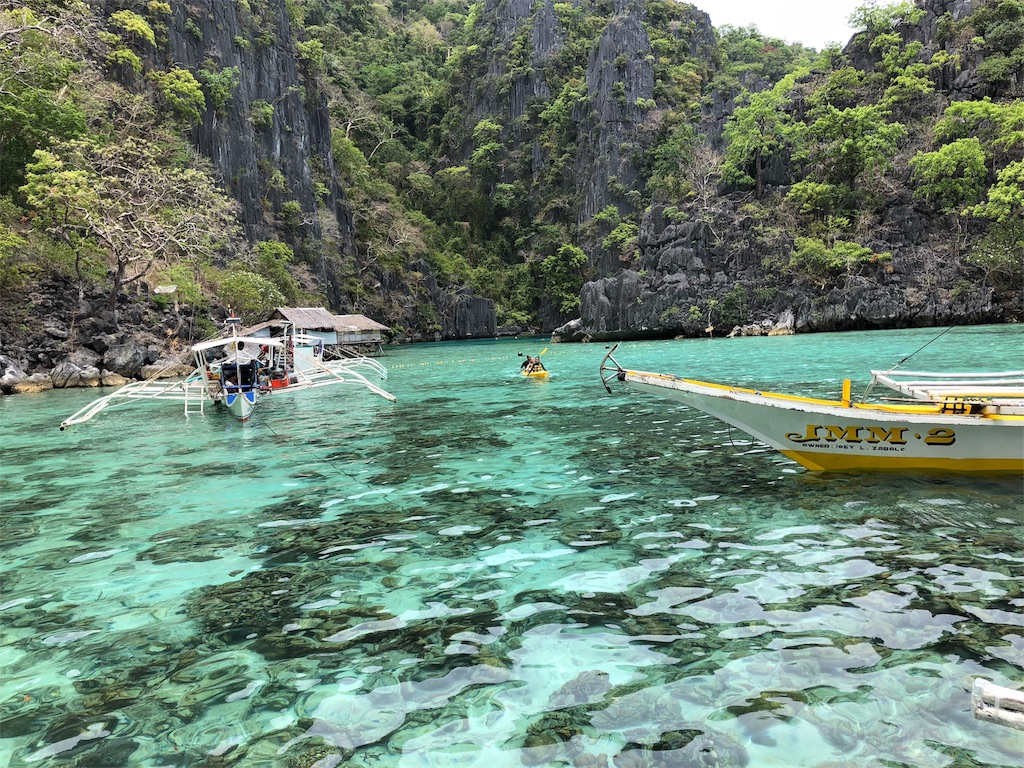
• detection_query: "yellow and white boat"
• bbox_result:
[600,344,1024,474]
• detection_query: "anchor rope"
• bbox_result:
[251,406,395,498]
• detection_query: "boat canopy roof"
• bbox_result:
[192,335,285,353]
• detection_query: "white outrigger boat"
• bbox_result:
[60,318,395,429]
[600,344,1024,473]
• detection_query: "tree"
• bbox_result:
[722,73,802,196]
[539,244,588,314]
[218,271,286,324]
[973,159,1024,222]
[807,104,906,188]
[22,136,242,314]
[254,240,302,304]
[848,1,926,38]
[910,138,988,212]
[0,7,87,194]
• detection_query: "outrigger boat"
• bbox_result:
[60,318,395,429]
[600,344,1024,473]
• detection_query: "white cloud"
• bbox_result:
[688,0,865,50]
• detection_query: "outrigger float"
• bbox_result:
[600,344,1024,473]
[60,317,395,429]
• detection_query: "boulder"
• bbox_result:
[103,341,152,378]
[0,355,28,394]
[768,310,796,336]
[51,362,102,388]
[141,359,194,379]
[12,373,53,394]
[101,370,129,387]
[68,348,102,369]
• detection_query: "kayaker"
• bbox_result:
[521,355,545,373]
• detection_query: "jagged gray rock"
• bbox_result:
[103,342,153,379]
[0,355,27,394]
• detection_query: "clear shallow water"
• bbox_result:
[1,326,1022,767]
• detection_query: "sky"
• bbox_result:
[689,0,865,50]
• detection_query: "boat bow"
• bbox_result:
[600,344,1024,474]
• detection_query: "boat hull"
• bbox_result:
[224,390,257,422]
[622,372,1024,473]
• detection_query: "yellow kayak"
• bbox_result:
[522,369,549,378]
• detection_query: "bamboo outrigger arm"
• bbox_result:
[972,679,1024,730]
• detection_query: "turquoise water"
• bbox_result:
[1,326,1022,767]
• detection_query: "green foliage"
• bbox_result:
[539,244,588,314]
[250,99,274,129]
[970,0,1024,84]
[972,159,1024,222]
[295,39,325,74]
[602,221,638,252]
[331,130,369,184]
[966,217,1023,288]
[196,64,240,116]
[254,240,302,304]
[0,221,29,289]
[107,47,143,75]
[811,66,864,108]
[786,181,850,221]
[880,69,935,113]
[21,134,242,308]
[806,104,906,186]
[713,25,816,85]
[646,123,696,201]
[218,270,286,323]
[279,200,305,230]
[869,32,924,80]
[150,68,206,122]
[110,10,156,47]
[722,72,803,194]
[788,237,891,286]
[934,99,1023,156]
[849,1,926,38]
[718,284,749,326]
[910,138,988,212]
[0,9,87,195]
[9,0,1007,336]
[156,262,206,306]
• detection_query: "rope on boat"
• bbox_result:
[250,407,394,494]
[860,325,958,403]
[890,325,958,371]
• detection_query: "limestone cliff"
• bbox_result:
[556,0,1023,341]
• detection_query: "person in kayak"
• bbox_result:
[521,355,545,374]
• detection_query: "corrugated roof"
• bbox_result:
[333,314,390,332]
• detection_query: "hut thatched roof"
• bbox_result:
[333,314,390,332]
[272,307,338,329]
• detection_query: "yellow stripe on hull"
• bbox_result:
[621,370,1024,475]
[780,450,1023,473]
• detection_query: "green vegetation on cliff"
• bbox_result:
[1,0,1022,346]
